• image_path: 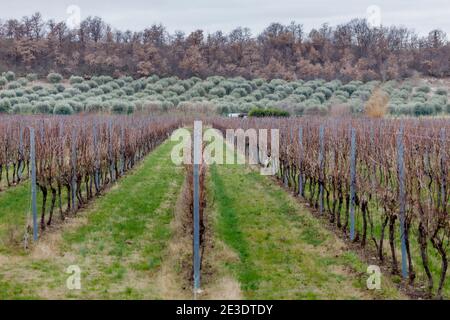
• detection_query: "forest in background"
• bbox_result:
[0,12,449,81]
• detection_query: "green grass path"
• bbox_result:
[0,139,185,299]
[208,163,404,299]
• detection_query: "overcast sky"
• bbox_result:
[1,0,449,36]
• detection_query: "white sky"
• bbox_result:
[0,0,449,36]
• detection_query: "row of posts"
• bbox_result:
[294,125,447,279]
[29,120,126,241]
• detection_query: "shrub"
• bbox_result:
[413,102,434,116]
[17,103,33,114]
[411,92,428,103]
[99,84,113,94]
[47,72,63,84]
[4,71,15,81]
[11,104,20,114]
[303,103,328,116]
[85,80,98,89]
[69,76,84,84]
[85,99,105,113]
[0,90,16,98]
[25,93,39,101]
[252,90,265,101]
[316,87,333,99]
[265,93,280,101]
[7,81,21,89]
[111,100,129,114]
[53,103,74,115]
[249,107,290,117]
[34,102,52,114]
[294,86,314,97]
[252,78,265,87]
[26,73,38,81]
[168,84,186,95]
[122,86,134,96]
[37,89,49,97]
[32,85,44,92]
[365,88,389,118]
[127,103,135,114]
[67,100,84,113]
[231,88,247,98]
[416,85,431,94]
[9,97,19,106]
[54,84,66,93]
[352,90,371,101]
[446,104,450,114]
[209,87,226,98]
[17,78,28,86]
[73,83,90,92]
[0,76,7,87]
[0,99,11,113]
[435,88,448,96]
[311,92,326,104]
[341,84,357,95]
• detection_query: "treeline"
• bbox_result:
[0,12,449,81]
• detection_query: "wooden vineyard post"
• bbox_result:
[349,127,356,241]
[298,126,303,197]
[193,120,202,294]
[30,127,38,242]
[397,127,407,279]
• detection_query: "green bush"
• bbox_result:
[435,88,448,96]
[32,85,44,92]
[0,99,11,113]
[446,104,450,114]
[341,84,358,95]
[0,76,7,86]
[251,90,264,101]
[53,102,74,115]
[25,93,39,101]
[311,92,326,104]
[0,90,16,98]
[249,107,289,117]
[37,89,50,97]
[98,85,112,94]
[7,81,21,89]
[85,80,98,89]
[413,102,434,116]
[85,99,105,113]
[69,76,84,84]
[316,87,333,99]
[34,102,52,114]
[54,84,66,93]
[12,104,25,114]
[294,86,314,97]
[304,104,329,116]
[120,86,133,96]
[208,87,225,98]
[4,71,15,81]
[17,78,28,86]
[26,73,38,81]
[47,73,63,84]
[73,83,90,92]
[111,100,129,114]
[168,84,185,95]
[67,100,84,113]
[416,86,431,94]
